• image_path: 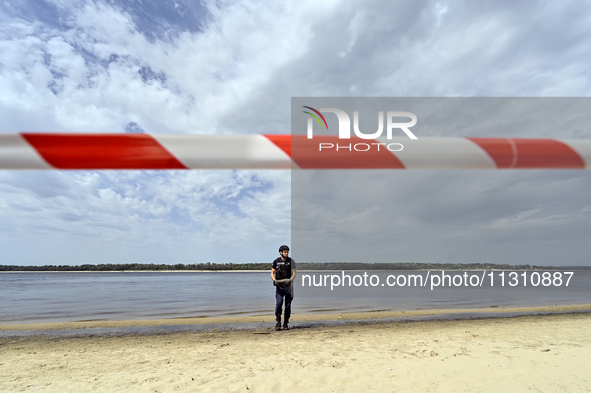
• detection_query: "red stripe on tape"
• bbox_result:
[264,134,291,157]
[469,138,585,169]
[512,139,585,169]
[21,133,187,170]
[290,136,405,169]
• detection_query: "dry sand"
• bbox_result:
[1,308,590,392]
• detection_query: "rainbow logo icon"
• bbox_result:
[302,106,329,130]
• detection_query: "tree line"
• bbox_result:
[0,262,555,271]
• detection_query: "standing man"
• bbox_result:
[271,245,296,331]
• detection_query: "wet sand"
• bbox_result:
[1,303,590,332]
[1,305,590,392]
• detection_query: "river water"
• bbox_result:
[1,270,589,324]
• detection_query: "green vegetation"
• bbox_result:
[0,262,560,271]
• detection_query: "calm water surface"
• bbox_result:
[1,270,589,324]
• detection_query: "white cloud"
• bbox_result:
[1,0,591,266]
[0,169,290,264]
[0,0,333,134]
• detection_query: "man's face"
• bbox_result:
[280,250,289,259]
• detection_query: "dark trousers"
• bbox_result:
[275,284,293,324]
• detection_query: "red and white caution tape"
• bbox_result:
[1,133,591,170]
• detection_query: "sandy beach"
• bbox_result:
[1,306,590,392]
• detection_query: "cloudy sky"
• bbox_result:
[1,0,591,266]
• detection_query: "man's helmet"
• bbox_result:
[279,245,290,252]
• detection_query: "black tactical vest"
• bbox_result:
[274,257,292,280]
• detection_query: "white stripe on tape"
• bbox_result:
[377,137,497,169]
[558,139,591,169]
[0,134,52,169]
[153,135,292,169]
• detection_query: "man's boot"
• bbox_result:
[275,322,282,331]
[283,322,289,331]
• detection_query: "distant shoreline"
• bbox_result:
[3,262,589,273]
[0,270,271,273]
[2,267,589,273]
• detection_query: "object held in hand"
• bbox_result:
[273,278,291,286]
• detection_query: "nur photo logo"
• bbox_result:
[302,106,418,152]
